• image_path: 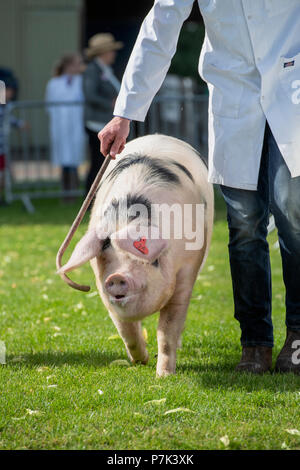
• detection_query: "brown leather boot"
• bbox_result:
[235,346,272,374]
[275,329,300,375]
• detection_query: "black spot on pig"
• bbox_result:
[171,161,194,183]
[104,194,153,225]
[107,155,180,186]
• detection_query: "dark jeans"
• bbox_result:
[220,122,300,347]
[85,127,105,195]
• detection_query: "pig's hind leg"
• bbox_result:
[110,314,149,365]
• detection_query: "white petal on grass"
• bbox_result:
[164,407,195,415]
[97,389,104,395]
[109,359,130,367]
[144,398,166,406]
[53,326,61,332]
[285,429,300,436]
[220,435,230,447]
[47,384,58,389]
[281,442,290,450]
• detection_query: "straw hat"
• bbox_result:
[85,33,124,59]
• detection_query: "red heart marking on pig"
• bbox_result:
[133,237,149,255]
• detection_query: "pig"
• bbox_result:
[59,134,214,377]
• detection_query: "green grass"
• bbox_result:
[0,191,299,450]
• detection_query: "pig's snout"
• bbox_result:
[105,273,131,298]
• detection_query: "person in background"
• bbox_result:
[46,53,86,202]
[0,69,25,206]
[83,33,123,194]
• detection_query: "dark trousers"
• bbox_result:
[220,122,300,347]
[85,127,105,195]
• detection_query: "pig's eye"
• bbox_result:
[152,259,159,268]
[102,237,111,251]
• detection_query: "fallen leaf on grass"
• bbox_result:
[87,291,98,298]
[220,435,230,447]
[285,429,300,436]
[109,359,130,367]
[74,302,84,311]
[144,398,166,406]
[108,334,121,341]
[134,412,147,418]
[26,409,43,416]
[143,328,148,342]
[192,295,203,301]
[37,366,50,373]
[164,407,195,415]
[202,281,211,287]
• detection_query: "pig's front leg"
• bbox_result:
[110,313,149,365]
[156,266,197,377]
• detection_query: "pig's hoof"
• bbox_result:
[156,368,175,378]
[131,351,149,365]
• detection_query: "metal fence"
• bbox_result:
[3,95,209,212]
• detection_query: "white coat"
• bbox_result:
[46,74,86,168]
[114,0,300,190]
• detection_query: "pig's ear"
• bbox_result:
[58,229,104,274]
[111,225,168,264]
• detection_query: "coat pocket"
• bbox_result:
[279,53,300,114]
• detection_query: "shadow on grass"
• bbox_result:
[8,350,123,369]
[177,357,300,392]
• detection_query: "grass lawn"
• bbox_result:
[0,190,299,450]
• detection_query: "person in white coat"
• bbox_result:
[46,53,86,200]
[98,0,300,375]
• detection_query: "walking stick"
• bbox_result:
[56,155,112,292]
